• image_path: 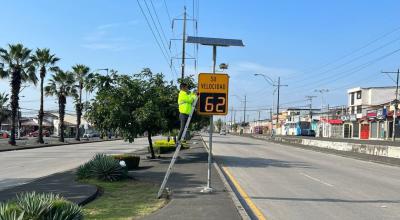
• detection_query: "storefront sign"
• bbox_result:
[376,108,387,120]
[367,111,377,120]
[350,114,357,121]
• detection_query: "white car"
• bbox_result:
[220,129,226,135]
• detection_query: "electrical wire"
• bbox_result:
[294,25,400,83]
[136,0,178,77]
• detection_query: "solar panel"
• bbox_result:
[186,36,244,47]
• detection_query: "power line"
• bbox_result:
[287,47,400,93]
[136,0,178,77]
[163,0,172,23]
[294,25,400,83]
[143,0,171,57]
[289,36,400,90]
[149,0,170,49]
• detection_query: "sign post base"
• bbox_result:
[200,186,213,193]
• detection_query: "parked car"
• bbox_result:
[28,130,50,137]
[301,129,316,137]
[0,130,9,138]
[83,132,100,138]
[220,129,226,135]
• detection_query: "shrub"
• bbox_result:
[76,162,93,179]
[87,154,127,182]
[112,154,140,170]
[0,203,23,220]
[0,192,83,220]
[45,200,83,220]
[17,192,57,218]
[153,139,189,154]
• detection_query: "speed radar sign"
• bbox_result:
[198,73,229,115]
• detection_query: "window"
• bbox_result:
[351,93,355,105]
[351,106,355,114]
[357,106,362,114]
[357,91,362,99]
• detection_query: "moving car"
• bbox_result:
[219,129,226,135]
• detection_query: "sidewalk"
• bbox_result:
[136,136,242,220]
[0,136,243,219]
[0,137,120,152]
[0,170,98,205]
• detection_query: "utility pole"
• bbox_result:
[243,95,247,125]
[275,77,288,134]
[181,7,187,78]
[230,107,233,133]
[258,110,261,127]
[171,7,197,79]
[382,69,400,141]
[306,95,317,120]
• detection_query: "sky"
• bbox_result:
[1,0,400,122]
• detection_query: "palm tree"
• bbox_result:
[0,44,37,145]
[0,92,9,130]
[72,64,90,141]
[45,70,76,142]
[31,48,59,144]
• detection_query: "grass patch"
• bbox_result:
[82,179,166,220]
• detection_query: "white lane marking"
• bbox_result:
[300,172,334,187]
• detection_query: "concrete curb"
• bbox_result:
[0,138,122,153]
[241,134,400,167]
[199,134,251,220]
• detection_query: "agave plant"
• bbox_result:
[0,203,24,220]
[16,192,58,218]
[76,162,93,179]
[89,154,127,181]
[44,200,83,220]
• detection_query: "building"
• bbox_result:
[346,86,399,140]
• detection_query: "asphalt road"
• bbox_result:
[0,137,154,191]
[207,134,400,220]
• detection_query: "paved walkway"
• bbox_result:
[0,136,242,219]
[136,136,241,220]
[0,170,97,205]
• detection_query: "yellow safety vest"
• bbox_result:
[178,90,196,115]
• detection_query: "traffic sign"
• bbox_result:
[198,73,229,115]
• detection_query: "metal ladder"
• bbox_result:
[157,97,198,198]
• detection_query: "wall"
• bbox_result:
[252,134,400,159]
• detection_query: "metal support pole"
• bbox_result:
[202,45,217,193]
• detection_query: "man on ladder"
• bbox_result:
[157,83,198,198]
[177,83,197,145]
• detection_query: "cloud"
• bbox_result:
[231,61,296,78]
[96,20,139,30]
[81,20,139,51]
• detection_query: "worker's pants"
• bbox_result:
[177,113,189,143]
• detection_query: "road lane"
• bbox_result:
[0,137,155,191]
[206,134,400,220]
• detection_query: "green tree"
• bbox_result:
[0,92,9,130]
[45,70,76,142]
[72,64,90,141]
[0,44,37,145]
[215,118,223,132]
[31,48,59,143]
